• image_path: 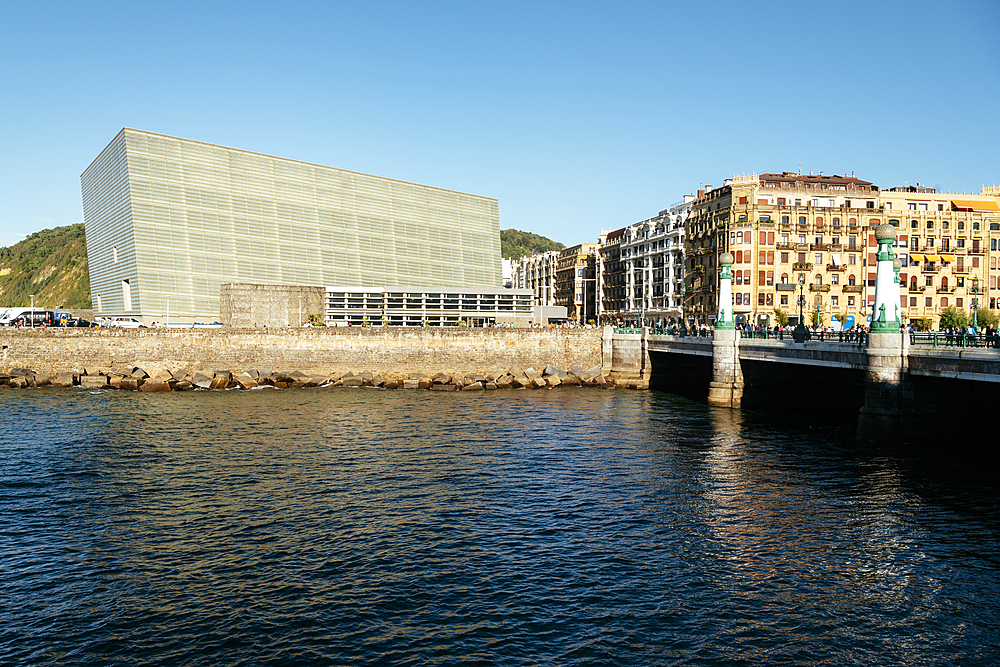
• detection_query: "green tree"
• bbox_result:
[938,306,968,330]
[913,316,934,331]
[772,308,789,326]
[977,308,999,330]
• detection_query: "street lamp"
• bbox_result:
[165,295,170,328]
[972,277,980,333]
[29,294,34,329]
[794,272,807,342]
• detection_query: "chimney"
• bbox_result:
[697,189,705,199]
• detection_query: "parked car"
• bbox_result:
[106,317,147,329]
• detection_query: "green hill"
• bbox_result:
[500,229,564,260]
[0,224,91,309]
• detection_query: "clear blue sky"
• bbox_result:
[2,0,998,249]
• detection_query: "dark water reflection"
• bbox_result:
[1,387,999,665]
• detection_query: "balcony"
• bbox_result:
[776,283,797,291]
[810,243,831,251]
[809,284,831,292]
[936,286,955,293]
[843,285,864,293]
[826,264,846,271]
[792,262,813,271]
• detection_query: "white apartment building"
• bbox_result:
[512,250,561,307]
[598,196,691,325]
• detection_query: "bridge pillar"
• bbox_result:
[857,331,914,440]
[857,224,914,440]
[708,328,743,408]
[708,252,743,407]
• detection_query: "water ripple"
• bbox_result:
[1,387,999,665]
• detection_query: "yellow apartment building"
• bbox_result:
[685,173,1000,329]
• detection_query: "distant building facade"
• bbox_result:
[556,244,598,324]
[512,250,561,307]
[81,128,502,324]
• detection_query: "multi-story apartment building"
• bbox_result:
[879,186,1000,327]
[597,197,691,325]
[597,228,626,320]
[512,250,561,307]
[685,172,1000,329]
[686,172,880,328]
[556,244,598,323]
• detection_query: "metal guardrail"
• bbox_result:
[909,332,1000,348]
[645,327,713,338]
[740,329,868,345]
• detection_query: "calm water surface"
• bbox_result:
[1,387,999,666]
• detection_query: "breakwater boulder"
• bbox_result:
[0,363,625,392]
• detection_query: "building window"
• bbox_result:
[926,297,933,307]
[798,216,806,224]
[848,296,855,306]
[121,279,132,311]
[957,298,964,308]
[739,196,747,204]
[780,252,789,263]
[910,297,917,307]
[848,254,856,265]
[781,215,790,224]
[831,296,839,307]
[780,295,788,306]
[112,246,118,263]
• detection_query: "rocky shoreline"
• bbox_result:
[0,363,649,392]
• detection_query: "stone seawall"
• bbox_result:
[0,327,603,378]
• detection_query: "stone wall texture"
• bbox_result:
[0,327,603,378]
[220,284,326,328]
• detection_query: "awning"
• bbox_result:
[909,253,925,262]
[951,199,1000,212]
[940,253,956,263]
[832,253,842,266]
[924,253,941,262]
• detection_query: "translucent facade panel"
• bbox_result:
[82,128,501,322]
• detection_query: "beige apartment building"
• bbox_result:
[881,185,1000,326]
[685,172,1000,329]
[556,244,598,323]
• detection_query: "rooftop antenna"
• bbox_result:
[798,160,801,175]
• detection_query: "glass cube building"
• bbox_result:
[81,128,502,323]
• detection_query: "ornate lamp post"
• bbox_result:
[794,272,806,342]
[972,278,980,333]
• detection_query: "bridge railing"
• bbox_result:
[739,329,869,346]
[909,332,1000,349]
[645,327,713,338]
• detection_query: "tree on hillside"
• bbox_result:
[500,229,564,260]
